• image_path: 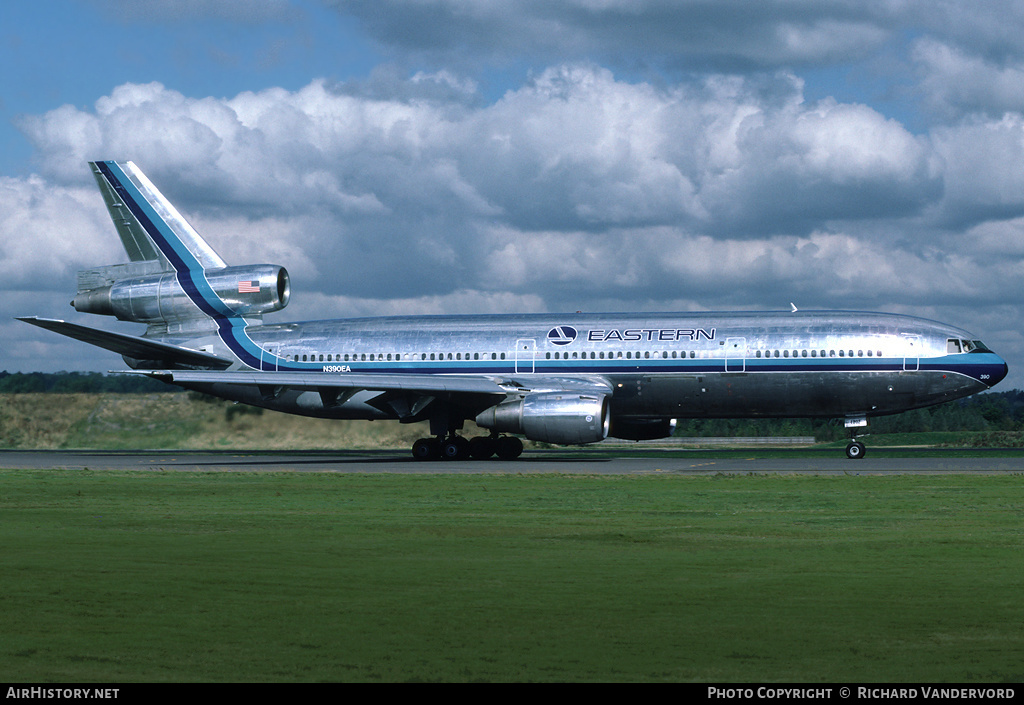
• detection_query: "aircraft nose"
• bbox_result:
[987,354,1009,387]
[994,358,1009,386]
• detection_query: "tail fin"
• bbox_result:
[72,161,289,333]
[91,160,226,270]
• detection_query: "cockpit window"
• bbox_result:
[967,340,993,354]
[947,338,961,353]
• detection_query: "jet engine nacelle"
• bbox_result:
[72,265,290,323]
[475,392,610,445]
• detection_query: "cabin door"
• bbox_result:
[515,339,536,373]
[903,334,920,371]
[725,337,746,372]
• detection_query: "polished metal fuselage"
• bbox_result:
[165,309,1008,423]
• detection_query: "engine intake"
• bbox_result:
[72,264,290,323]
[476,392,610,445]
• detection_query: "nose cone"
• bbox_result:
[992,357,1009,387]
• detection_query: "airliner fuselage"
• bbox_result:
[209,310,1005,424]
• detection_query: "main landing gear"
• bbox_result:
[411,434,524,461]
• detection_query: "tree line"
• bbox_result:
[0,371,171,394]
[673,389,1024,440]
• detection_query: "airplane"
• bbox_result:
[19,161,1009,460]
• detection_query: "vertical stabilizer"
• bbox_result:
[90,161,226,270]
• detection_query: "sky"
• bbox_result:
[2,0,1023,389]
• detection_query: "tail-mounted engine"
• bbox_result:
[72,263,290,323]
[476,392,610,445]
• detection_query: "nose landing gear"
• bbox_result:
[845,440,866,459]
[844,415,868,460]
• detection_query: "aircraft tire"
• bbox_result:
[441,436,471,461]
[469,436,497,460]
[845,441,866,459]
[412,437,441,461]
[495,435,524,460]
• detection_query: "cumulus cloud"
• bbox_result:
[8,61,1024,382]
[913,38,1024,119]
[929,114,1024,227]
[13,68,954,300]
[332,0,895,70]
[0,176,119,286]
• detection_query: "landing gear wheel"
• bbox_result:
[441,436,471,461]
[469,436,497,460]
[412,437,441,461]
[495,436,524,460]
[845,441,866,459]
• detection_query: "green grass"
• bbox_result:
[1,470,1023,682]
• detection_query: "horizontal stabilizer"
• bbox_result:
[17,317,232,370]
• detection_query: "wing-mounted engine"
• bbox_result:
[72,264,290,323]
[475,392,610,445]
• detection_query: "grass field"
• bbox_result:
[1,469,1022,682]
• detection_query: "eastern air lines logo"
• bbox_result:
[547,326,578,346]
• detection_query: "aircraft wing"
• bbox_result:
[17,317,233,370]
[121,368,614,398]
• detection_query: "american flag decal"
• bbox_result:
[238,281,260,293]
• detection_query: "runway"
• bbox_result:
[1,448,1021,474]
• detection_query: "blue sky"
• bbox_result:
[3,0,1024,388]
[1,0,381,174]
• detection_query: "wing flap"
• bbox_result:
[118,369,613,398]
[125,368,511,395]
